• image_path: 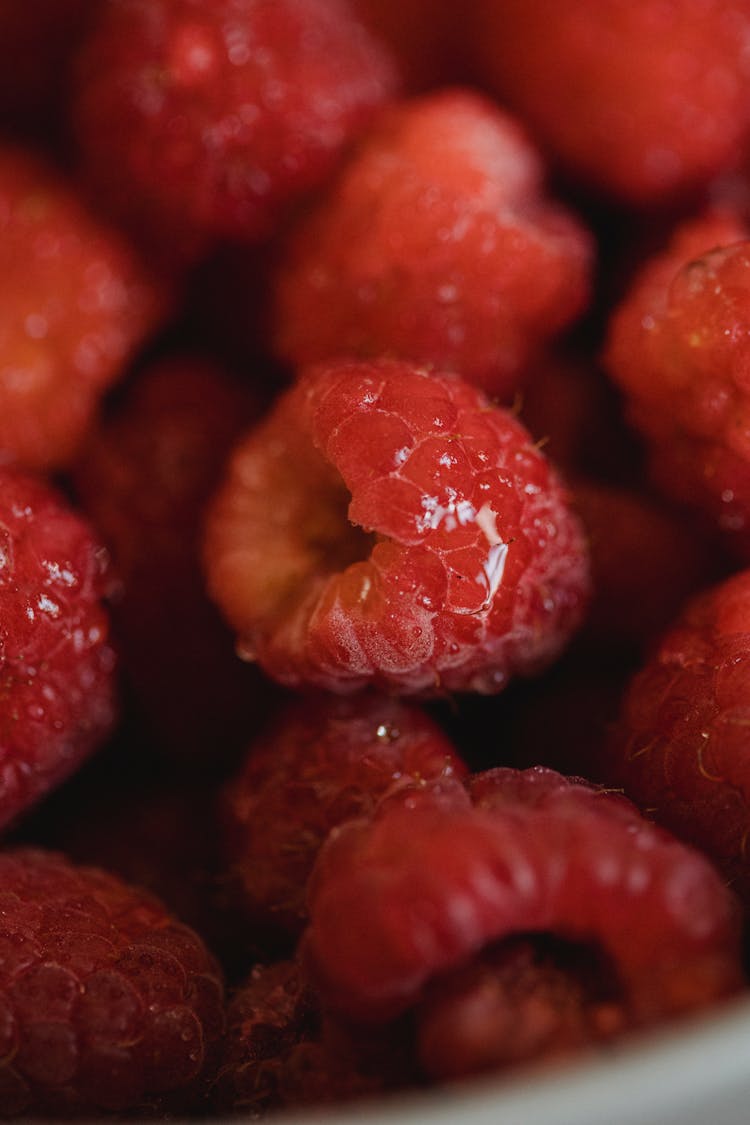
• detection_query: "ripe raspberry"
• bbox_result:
[472,0,750,204]
[74,356,267,762]
[73,0,397,261]
[604,210,750,556]
[605,568,750,906]
[204,359,590,695]
[573,480,714,647]
[0,467,117,832]
[0,147,165,471]
[305,767,742,1036]
[272,90,593,398]
[416,936,625,1080]
[222,693,467,938]
[214,961,397,1113]
[0,848,224,1114]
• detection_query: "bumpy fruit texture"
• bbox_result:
[472,0,750,204]
[605,569,750,906]
[0,849,224,1115]
[214,961,396,1113]
[416,937,625,1080]
[205,359,590,695]
[605,211,750,556]
[73,0,397,261]
[222,693,467,937]
[74,357,267,763]
[0,468,117,832]
[272,90,593,398]
[0,148,165,471]
[306,767,742,1032]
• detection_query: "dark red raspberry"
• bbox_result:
[416,936,625,1080]
[222,693,467,938]
[74,356,267,762]
[472,0,750,204]
[604,210,750,556]
[573,480,714,647]
[214,961,398,1114]
[305,767,742,1043]
[74,0,397,261]
[0,467,117,832]
[272,90,593,398]
[0,147,166,471]
[0,848,224,1115]
[604,568,750,906]
[204,359,590,695]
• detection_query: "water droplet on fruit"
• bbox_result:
[236,639,258,662]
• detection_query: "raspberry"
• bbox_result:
[604,568,750,906]
[573,480,714,647]
[305,767,742,1036]
[222,693,467,938]
[416,937,625,1080]
[0,848,224,1114]
[272,90,593,398]
[204,359,590,695]
[73,0,397,261]
[215,961,402,1113]
[604,210,750,556]
[0,147,165,471]
[74,356,268,762]
[0,467,117,832]
[472,0,750,204]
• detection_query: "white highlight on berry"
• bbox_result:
[475,502,509,605]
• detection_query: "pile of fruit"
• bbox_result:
[3,0,750,1115]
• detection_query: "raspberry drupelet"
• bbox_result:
[272,90,593,398]
[0,147,165,471]
[204,359,590,696]
[604,210,750,556]
[604,568,750,907]
[304,767,743,1076]
[0,848,224,1115]
[222,693,467,938]
[472,0,750,205]
[73,0,398,262]
[0,467,117,832]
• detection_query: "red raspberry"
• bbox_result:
[573,480,714,647]
[74,356,268,762]
[472,0,750,204]
[604,210,750,556]
[222,693,467,938]
[73,0,397,261]
[0,147,165,471]
[0,468,117,832]
[0,848,224,1114]
[272,90,593,398]
[305,767,742,1041]
[604,568,750,906]
[204,359,590,695]
[519,351,638,482]
[215,961,396,1113]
